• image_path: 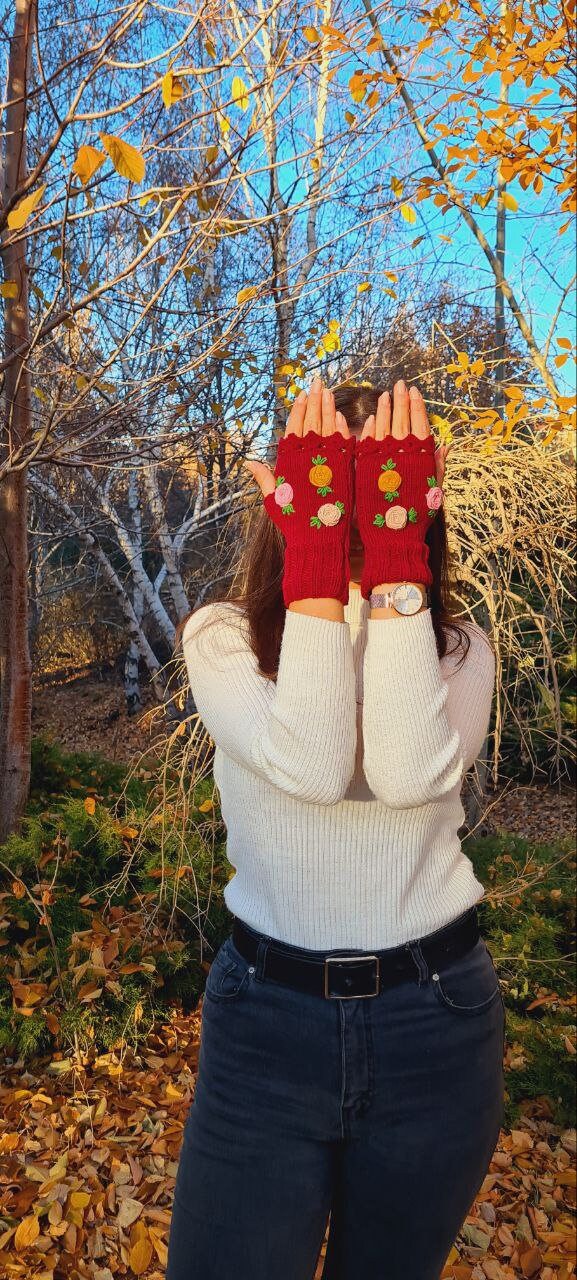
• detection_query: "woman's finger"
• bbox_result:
[285,388,307,437]
[321,385,337,436]
[435,442,453,487]
[303,374,323,435]
[242,458,276,498]
[360,413,376,442]
[335,409,349,438]
[391,379,410,438]
[408,386,430,440]
[375,390,391,441]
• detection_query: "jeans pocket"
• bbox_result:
[431,937,503,1017]
[203,935,255,1003]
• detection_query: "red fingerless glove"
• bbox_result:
[355,433,444,599]
[263,431,356,606]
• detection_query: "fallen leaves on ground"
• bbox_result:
[0,1008,200,1279]
[0,1004,574,1279]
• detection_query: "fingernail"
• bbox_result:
[311,375,322,390]
[409,385,420,397]
[396,379,406,390]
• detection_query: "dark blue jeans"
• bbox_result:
[166,910,506,1280]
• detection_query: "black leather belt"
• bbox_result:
[231,906,480,1000]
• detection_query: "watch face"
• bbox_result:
[392,583,423,615]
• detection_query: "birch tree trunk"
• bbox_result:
[0,0,35,840]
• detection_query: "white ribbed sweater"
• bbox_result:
[182,585,496,951]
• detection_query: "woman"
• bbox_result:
[166,377,505,1280]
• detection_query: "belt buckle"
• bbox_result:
[323,954,380,999]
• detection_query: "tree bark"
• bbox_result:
[0,0,36,841]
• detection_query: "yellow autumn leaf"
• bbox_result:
[303,25,319,42]
[236,286,258,305]
[7,185,46,231]
[0,281,18,298]
[349,72,366,103]
[14,1215,40,1250]
[502,191,518,211]
[161,70,184,109]
[130,1237,153,1276]
[218,113,230,136]
[557,337,572,349]
[84,796,96,815]
[357,282,371,292]
[400,203,417,224]
[99,134,145,184]
[205,145,219,165]
[231,76,249,110]
[72,145,105,185]
[69,1191,91,1208]
[390,176,403,198]
[198,798,214,812]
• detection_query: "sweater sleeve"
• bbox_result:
[182,603,357,805]
[362,608,495,809]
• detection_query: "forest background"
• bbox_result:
[0,1,575,1277]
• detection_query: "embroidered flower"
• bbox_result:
[309,455,333,495]
[273,477,295,514]
[385,504,408,529]
[373,504,418,528]
[311,501,345,528]
[426,483,443,511]
[377,458,402,501]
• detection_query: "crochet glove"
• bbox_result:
[263,430,356,607]
[355,433,444,600]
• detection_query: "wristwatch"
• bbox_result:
[369,582,428,615]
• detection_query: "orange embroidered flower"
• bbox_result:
[377,458,402,500]
[309,455,333,494]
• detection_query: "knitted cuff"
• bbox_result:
[263,430,356,607]
[355,434,443,599]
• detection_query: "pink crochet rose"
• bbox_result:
[274,481,294,507]
[426,486,444,510]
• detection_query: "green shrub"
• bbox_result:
[0,740,230,1063]
[465,830,576,1127]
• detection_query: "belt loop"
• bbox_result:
[406,940,429,987]
[254,936,269,984]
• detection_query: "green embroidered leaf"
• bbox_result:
[311,454,327,465]
[335,501,345,511]
[385,490,399,501]
[408,507,417,522]
[382,458,395,470]
[373,514,385,526]
[310,516,321,527]
[428,508,436,516]
[318,485,333,495]
[281,504,295,514]
[427,475,436,486]
[276,475,285,486]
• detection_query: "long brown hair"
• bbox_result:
[177,383,482,679]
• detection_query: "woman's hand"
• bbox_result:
[355,380,451,600]
[359,381,452,486]
[242,376,352,496]
[243,376,356,607]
